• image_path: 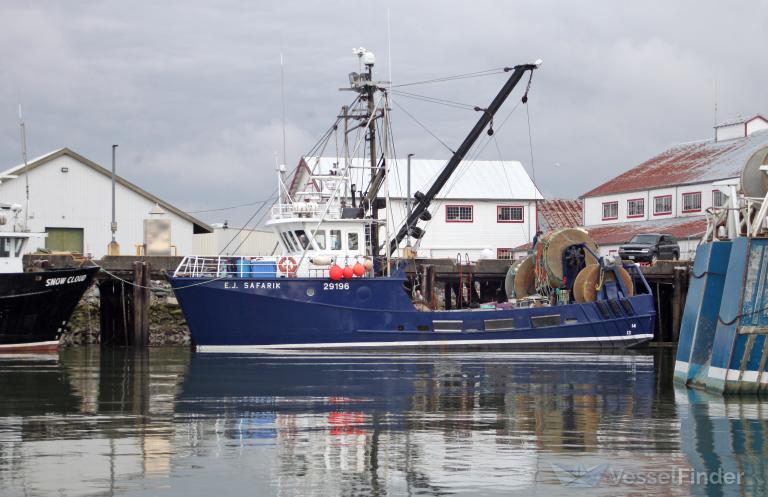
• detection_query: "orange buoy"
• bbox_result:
[342,266,354,279]
[329,264,343,281]
[352,262,365,277]
[363,259,374,270]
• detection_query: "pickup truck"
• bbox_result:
[618,233,679,263]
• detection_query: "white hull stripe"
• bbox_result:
[0,340,59,350]
[708,366,764,383]
[197,333,655,352]
[674,360,690,374]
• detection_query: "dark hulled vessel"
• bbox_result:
[0,203,97,351]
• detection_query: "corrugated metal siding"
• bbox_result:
[0,155,197,258]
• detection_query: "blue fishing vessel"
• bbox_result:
[675,145,768,393]
[170,52,656,352]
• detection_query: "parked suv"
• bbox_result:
[618,233,679,263]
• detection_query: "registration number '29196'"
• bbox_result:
[323,282,350,290]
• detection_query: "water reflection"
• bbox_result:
[0,349,765,496]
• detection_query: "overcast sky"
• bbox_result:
[1,1,766,226]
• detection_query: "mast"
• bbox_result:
[18,105,30,232]
[387,60,542,256]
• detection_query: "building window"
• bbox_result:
[654,195,672,215]
[445,205,473,222]
[627,198,644,218]
[497,248,514,260]
[682,192,702,213]
[497,205,524,223]
[713,190,728,208]
[602,201,618,220]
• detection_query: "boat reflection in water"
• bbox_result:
[0,350,767,496]
[0,349,190,496]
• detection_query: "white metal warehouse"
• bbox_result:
[0,148,211,258]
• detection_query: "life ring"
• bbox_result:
[278,256,298,275]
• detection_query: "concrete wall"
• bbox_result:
[0,154,196,258]
[381,198,537,260]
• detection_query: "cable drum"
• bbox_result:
[538,228,599,288]
[573,263,634,303]
[510,255,536,299]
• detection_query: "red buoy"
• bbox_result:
[352,262,365,277]
[329,264,343,281]
[342,266,354,279]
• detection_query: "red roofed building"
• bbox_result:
[580,115,768,258]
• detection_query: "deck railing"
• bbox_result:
[271,202,342,220]
[173,255,329,279]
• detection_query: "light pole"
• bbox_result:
[108,144,120,255]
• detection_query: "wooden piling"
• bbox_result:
[422,265,435,308]
[99,278,131,346]
[132,262,151,347]
[671,267,687,343]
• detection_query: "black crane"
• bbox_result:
[387,61,541,256]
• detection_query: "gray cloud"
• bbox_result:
[1,1,766,225]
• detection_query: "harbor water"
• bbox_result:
[0,348,765,496]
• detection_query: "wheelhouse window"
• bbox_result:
[348,232,359,251]
[497,205,524,223]
[282,232,297,252]
[627,198,644,218]
[497,248,514,260]
[329,230,342,250]
[295,230,310,249]
[682,192,702,213]
[713,190,728,208]
[0,237,23,258]
[445,205,473,223]
[654,195,672,215]
[602,201,618,220]
[313,230,326,250]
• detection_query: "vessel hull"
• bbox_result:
[0,267,99,351]
[170,276,656,351]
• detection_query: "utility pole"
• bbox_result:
[108,144,120,256]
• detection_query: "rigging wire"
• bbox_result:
[392,100,455,154]
[188,197,275,214]
[390,90,476,111]
[525,101,539,233]
[216,113,348,255]
[493,134,530,244]
[392,67,507,88]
